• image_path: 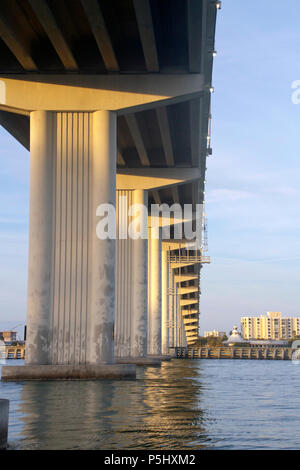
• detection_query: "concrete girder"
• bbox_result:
[192,180,200,207]
[117,148,126,166]
[171,186,180,205]
[133,0,159,73]
[190,98,203,169]
[188,0,205,73]
[0,15,38,71]
[152,190,161,205]
[124,114,150,166]
[80,0,119,72]
[155,106,174,166]
[28,0,78,71]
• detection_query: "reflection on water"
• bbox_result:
[0,360,210,450]
[1,359,300,449]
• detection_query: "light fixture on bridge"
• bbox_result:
[211,50,217,57]
[216,1,222,9]
[209,87,215,93]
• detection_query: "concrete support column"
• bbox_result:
[115,190,134,358]
[26,110,116,366]
[161,250,169,355]
[174,281,179,347]
[0,399,9,450]
[168,265,175,348]
[131,190,148,357]
[26,111,54,364]
[181,314,187,347]
[147,228,162,355]
[88,110,116,364]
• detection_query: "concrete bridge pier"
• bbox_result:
[26,110,117,366]
[27,110,117,365]
[147,227,162,357]
[147,228,171,362]
[131,190,148,359]
[0,0,217,379]
[2,110,136,380]
[161,250,170,355]
[114,190,162,366]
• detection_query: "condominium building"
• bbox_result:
[241,312,300,340]
[204,330,226,338]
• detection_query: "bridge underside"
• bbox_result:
[0,0,217,379]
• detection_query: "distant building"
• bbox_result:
[223,326,245,346]
[204,330,226,338]
[0,331,17,343]
[241,312,300,341]
[5,343,25,359]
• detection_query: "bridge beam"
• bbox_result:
[0,74,204,115]
[117,167,202,190]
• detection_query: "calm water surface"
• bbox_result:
[0,359,299,450]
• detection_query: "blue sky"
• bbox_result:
[200,0,300,334]
[0,128,29,336]
[0,0,300,337]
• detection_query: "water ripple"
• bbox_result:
[0,359,300,449]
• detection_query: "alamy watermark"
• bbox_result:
[96,197,205,250]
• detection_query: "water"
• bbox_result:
[0,358,300,450]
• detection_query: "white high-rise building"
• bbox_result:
[241,312,300,340]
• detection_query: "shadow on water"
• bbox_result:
[1,360,211,450]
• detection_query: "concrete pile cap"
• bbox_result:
[1,364,136,381]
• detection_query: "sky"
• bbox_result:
[200,0,300,334]
[1,1,300,337]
